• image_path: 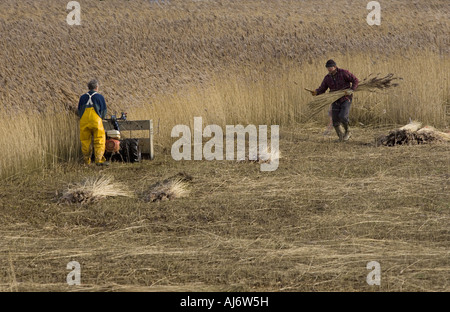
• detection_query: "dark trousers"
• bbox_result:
[331,99,351,127]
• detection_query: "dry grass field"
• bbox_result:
[1,128,449,292]
[0,0,449,292]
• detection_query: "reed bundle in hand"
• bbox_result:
[306,73,402,120]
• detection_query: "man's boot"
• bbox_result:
[334,126,344,142]
[83,155,91,165]
[342,123,351,141]
[95,155,110,166]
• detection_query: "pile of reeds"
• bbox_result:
[306,73,402,119]
[376,121,450,146]
[60,175,133,204]
[144,173,192,202]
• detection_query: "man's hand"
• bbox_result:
[344,90,353,96]
[305,88,317,96]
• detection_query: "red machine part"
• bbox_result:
[105,139,121,153]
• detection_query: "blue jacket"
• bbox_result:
[78,90,107,119]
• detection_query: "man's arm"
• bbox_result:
[345,70,359,91]
[77,95,84,117]
[100,95,107,120]
[315,77,329,95]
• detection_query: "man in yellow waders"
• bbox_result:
[77,79,109,166]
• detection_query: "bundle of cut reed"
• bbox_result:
[144,173,192,202]
[376,121,450,146]
[305,73,402,120]
[60,175,133,204]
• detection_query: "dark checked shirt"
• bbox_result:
[315,67,359,103]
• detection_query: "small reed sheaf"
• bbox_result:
[306,73,402,119]
[61,175,133,204]
[145,173,192,202]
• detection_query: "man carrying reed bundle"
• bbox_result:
[309,59,359,142]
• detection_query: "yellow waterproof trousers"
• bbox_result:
[80,107,106,164]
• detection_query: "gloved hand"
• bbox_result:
[344,90,353,96]
[311,90,317,96]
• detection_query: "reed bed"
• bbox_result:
[0,0,448,178]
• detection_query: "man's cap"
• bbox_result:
[325,59,337,68]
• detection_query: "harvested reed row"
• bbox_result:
[60,173,192,204]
